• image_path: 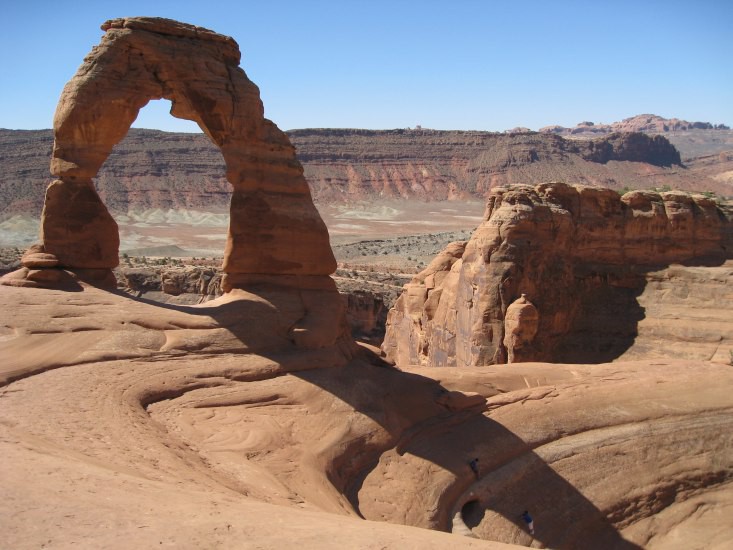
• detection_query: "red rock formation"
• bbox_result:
[291,129,714,203]
[3,16,335,291]
[540,114,730,136]
[502,294,539,363]
[383,183,733,367]
[1,17,346,352]
[2,126,731,221]
[581,132,681,166]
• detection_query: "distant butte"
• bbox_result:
[539,113,730,136]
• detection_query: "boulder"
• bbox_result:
[503,294,539,363]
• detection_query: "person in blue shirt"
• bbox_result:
[468,458,479,478]
[521,510,535,535]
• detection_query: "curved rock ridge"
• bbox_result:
[2,16,335,293]
[382,183,733,367]
[2,284,732,548]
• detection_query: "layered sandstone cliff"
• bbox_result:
[3,127,731,224]
[292,129,692,203]
[383,183,733,367]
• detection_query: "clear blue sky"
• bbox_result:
[1,0,731,132]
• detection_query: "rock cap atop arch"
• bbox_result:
[101,17,239,50]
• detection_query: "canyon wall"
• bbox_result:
[292,129,687,203]
[3,127,730,223]
[382,183,733,367]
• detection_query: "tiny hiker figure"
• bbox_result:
[469,457,479,478]
[521,510,535,535]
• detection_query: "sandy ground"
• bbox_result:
[0,200,485,264]
[1,283,732,549]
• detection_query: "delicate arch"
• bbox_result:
[42,17,335,285]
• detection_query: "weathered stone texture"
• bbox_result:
[22,16,334,280]
[502,294,539,363]
[383,182,733,367]
[1,17,345,353]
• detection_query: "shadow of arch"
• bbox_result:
[284,362,645,549]
[40,17,335,291]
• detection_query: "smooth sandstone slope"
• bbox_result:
[0,283,496,549]
[2,283,732,549]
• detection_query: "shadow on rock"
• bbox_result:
[290,358,643,550]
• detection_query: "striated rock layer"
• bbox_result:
[383,183,733,367]
[3,127,732,226]
[2,17,335,296]
[292,129,704,203]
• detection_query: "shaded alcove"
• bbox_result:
[460,498,485,529]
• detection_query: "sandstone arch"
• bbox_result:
[37,17,335,289]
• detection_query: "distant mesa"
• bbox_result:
[539,113,730,136]
[503,126,532,134]
[2,113,732,225]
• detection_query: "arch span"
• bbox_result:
[40,17,335,288]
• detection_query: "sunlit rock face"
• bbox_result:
[383,182,733,367]
[5,16,335,287]
[0,16,347,353]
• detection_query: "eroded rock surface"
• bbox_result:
[540,113,730,136]
[502,294,539,363]
[115,264,389,341]
[383,183,733,367]
[3,16,335,291]
[1,284,731,548]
